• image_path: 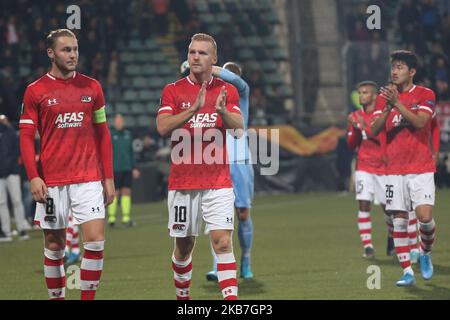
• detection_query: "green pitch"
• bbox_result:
[1,190,450,300]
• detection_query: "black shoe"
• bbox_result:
[386,236,395,256]
[363,246,375,259]
[123,221,136,228]
[19,231,29,240]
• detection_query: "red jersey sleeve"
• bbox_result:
[418,88,436,116]
[19,86,38,130]
[225,84,241,114]
[158,84,176,115]
[372,95,387,118]
[93,80,106,111]
[431,113,440,154]
[19,86,39,181]
[347,123,362,151]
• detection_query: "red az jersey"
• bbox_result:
[347,109,385,175]
[158,76,241,190]
[373,85,436,175]
[20,72,106,186]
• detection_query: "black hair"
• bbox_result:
[390,50,419,70]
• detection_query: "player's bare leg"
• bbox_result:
[392,210,416,286]
[358,200,374,258]
[415,204,435,280]
[43,229,66,300]
[79,218,105,300]
[237,208,253,278]
[172,236,196,300]
[210,230,238,300]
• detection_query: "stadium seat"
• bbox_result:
[265,73,284,85]
[261,60,278,72]
[151,53,166,64]
[263,35,279,48]
[120,52,135,63]
[209,0,222,13]
[271,48,288,60]
[246,36,264,48]
[223,0,239,12]
[128,38,144,50]
[148,78,165,89]
[237,48,255,60]
[199,13,215,25]
[124,115,137,127]
[141,64,159,76]
[122,89,139,102]
[215,13,232,24]
[125,64,141,76]
[130,103,145,114]
[195,0,209,13]
[158,65,173,76]
[144,39,158,50]
[115,102,130,114]
[232,36,247,47]
[262,11,280,24]
[132,77,147,88]
[139,90,154,101]
[277,84,294,98]
[135,51,153,63]
[136,115,152,127]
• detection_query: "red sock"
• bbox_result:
[216,252,238,300]
[44,249,66,300]
[80,241,104,300]
[172,254,192,300]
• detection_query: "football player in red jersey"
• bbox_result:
[347,81,394,259]
[19,29,114,299]
[371,50,437,286]
[157,33,243,300]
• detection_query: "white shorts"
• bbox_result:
[385,173,435,212]
[167,188,235,237]
[34,181,105,230]
[355,171,386,205]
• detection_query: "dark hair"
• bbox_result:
[357,80,378,90]
[46,29,76,49]
[390,50,419,70]
[223,62,242,76]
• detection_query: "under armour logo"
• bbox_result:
[226,217,233,223]
[52,290,62,297]
[181,102,191,109]
[91,207,100,213]
[47,98,58,106]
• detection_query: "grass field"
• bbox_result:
[1,189,450,300]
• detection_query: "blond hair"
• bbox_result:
[190,33,217,56]
[46,29,77,49]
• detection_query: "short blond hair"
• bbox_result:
[46,29,77,49]
[190,33,217,56]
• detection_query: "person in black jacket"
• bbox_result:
[0,114,28,242]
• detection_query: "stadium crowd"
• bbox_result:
[346,0,450,101]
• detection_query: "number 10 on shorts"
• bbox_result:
[174,206,187,223]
